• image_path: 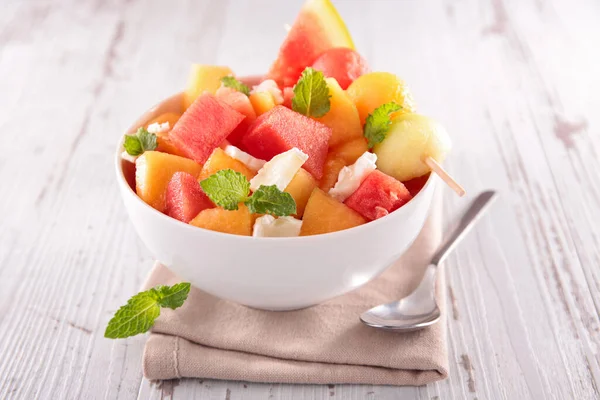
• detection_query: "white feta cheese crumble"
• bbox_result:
[252,215,302,237]
[224,145,266,171]
[329,152,378,202]
[250,148,308,192]
[121,151,138,163]
[251,79,284,104]
[147,121,170,134]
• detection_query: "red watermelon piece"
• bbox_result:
[170,93,245,164]
[344,170,412,221]
[241,106,332,180]
[165,172,214,223]
[267,0,355,87]
[311,47,370,89]
[282,87,294,108]
[215,87,256,146]
[403,173,430,197]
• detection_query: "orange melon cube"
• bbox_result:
[147,112,182,128]
[346,72,416,125]
[146,112,186,156]
[190,204,253,236]
[319,156,346,191]
[198,148,255,182]
[156,135,187,157]
[314,78,363,148]
[284,168,318,218]
[300,188,366,236]
[330,138,369,165]
[249,91,276,116]
[183,65,234,110]
[136,151,203,212]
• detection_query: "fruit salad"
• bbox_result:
[120,0,453,238]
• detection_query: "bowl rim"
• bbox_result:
[115,93,436,242]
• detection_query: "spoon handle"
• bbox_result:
[430,190,498,266]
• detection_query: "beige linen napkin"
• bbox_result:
[142,200,448,386]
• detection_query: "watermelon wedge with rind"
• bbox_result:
[267,0,355,88]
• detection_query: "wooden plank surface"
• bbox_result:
[0,0,598,398]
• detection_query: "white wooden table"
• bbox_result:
[1,0,599,398]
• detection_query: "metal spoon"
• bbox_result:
[360,190,498,331]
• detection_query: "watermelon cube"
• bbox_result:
[403,173,430,197]
[170,93,245,164]
[165,172,214,223]
[241,106,332,179]
[344,170,412,221]
[215,87,256,146]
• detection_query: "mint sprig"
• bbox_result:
[292,67,331,118]
[364,102,402,148]
[246,185,296,216]
[221,76,250,96]
[199,169,296,216]
[123,127,157,156]
[200,169,251,210]
[104,282,191,339]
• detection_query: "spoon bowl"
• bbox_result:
[360,191,497,331]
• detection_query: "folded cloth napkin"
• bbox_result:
[142,199,448,386]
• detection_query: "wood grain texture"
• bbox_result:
[0,0,598,399]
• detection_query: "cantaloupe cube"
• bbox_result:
[146,112,186,156]
[300,188,366,236]
[183,65,234,110]
[314,78,363,148]
[147,112,182,128]
[284,168,318,218]
[156,135,187,157]
[330,138,369,165]
[249,91,276,116]
[319,155,346,191]
[189,204,253,236]
[136,151,203,212]
[198,148,255,182]
[346,72,416,125]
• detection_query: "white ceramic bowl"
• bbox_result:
[116,92,436,310]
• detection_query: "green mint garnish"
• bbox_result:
[221,76,250,96]
[123,127,157,156]
[199,169,297,216]
[104,282,191,339]
[245,185,296,216]
[292,67,331,118]
[200,169,251,211]
[363,102,402,148]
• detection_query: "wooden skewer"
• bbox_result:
[424,156,466,197]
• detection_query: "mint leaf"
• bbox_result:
[364,102,402,148]
[200,169,250,210]
[123,135,143,156]
[292,67,330,118]
[154,282,191,309]
[123,127,157,156]
[104,282,191,339]
[221,76,250,96]
[137,127,157,151]
[245,185,296,216]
